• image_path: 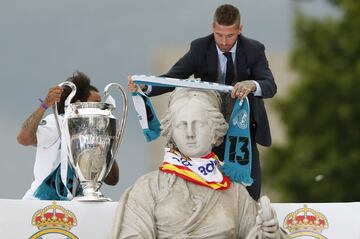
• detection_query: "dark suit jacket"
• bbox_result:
[149,34,276,147]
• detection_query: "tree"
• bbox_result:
[263,0,360,202]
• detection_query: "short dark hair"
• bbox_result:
[213,4,240,26]
[89,85,99,93]
[57,71,95,114]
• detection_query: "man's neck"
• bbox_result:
[216,41,238,54]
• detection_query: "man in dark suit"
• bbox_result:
[128,4,276,200]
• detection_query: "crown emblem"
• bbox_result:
[284,204,328,233]
[31,201,77,231]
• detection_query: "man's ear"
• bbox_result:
[238,24,244,34]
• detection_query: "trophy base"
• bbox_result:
[72,195,112,202]
[73,187,112,202]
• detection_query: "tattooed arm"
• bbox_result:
[17,86,63,146]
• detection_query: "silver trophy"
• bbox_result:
[54,82,128,201]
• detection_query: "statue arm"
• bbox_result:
[109,174,157,239]
[244,196,289,239]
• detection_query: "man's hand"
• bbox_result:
[43,86,63,108]
[127,76,138,92]
[127,75,147,92]
[231,80,256,100]
[17,85,63,146]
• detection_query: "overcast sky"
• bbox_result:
[0,0,334,200]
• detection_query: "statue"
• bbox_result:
[110,88,288,239]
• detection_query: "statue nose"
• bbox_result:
[186,124,195,138]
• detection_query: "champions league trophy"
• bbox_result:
[54,82,128,201]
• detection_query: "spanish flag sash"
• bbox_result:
[160,148,231,190]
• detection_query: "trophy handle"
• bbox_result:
[103,83,128,163]
[52,81,77,138]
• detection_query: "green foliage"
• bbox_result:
[263,0,360,202]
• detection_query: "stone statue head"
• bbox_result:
[161,88,228,157]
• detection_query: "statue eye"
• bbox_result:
[175,122,187,129]
[194,121,207,128]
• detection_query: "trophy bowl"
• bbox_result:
[65,102,117,201]
[55,82,128,202]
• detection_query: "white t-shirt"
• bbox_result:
[22,114,62,200]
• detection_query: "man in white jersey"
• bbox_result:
[17,71,119,200]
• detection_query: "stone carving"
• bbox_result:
[110,88,288,239]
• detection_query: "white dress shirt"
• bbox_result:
[216,42,262,96]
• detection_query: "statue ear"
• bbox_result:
[168,136,176,149]
[210,126,217,146]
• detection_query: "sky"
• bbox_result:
[0,0,333,200]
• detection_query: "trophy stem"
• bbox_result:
[72,182,111,202]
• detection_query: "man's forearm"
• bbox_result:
[17,106,46,145]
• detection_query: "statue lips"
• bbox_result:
[186,142,197,148]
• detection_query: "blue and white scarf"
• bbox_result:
[131,89,161,142]
[34,164,81,200]
[221,98,253,186]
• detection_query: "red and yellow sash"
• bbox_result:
[159,148,231,190]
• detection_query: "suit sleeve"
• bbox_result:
[252,44,277,99]
[149,43,197,97]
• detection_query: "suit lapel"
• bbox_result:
[235,35,249,81]
[205,38,219,83]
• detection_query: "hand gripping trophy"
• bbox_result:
[53,82,128,201]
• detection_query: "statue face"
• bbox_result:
[172,101,213,157]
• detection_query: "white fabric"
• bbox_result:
[105,94,117,108]
[60,108,73,199]
[23,114,62,200]
[110,170,288,239]
[163,148,224,183]
[131,89,150,130]
[132,75,234,93]
[23,113,72,200]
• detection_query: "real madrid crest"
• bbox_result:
[233,109,248,129]
[284,204,329,239]
[30,201,78,239]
